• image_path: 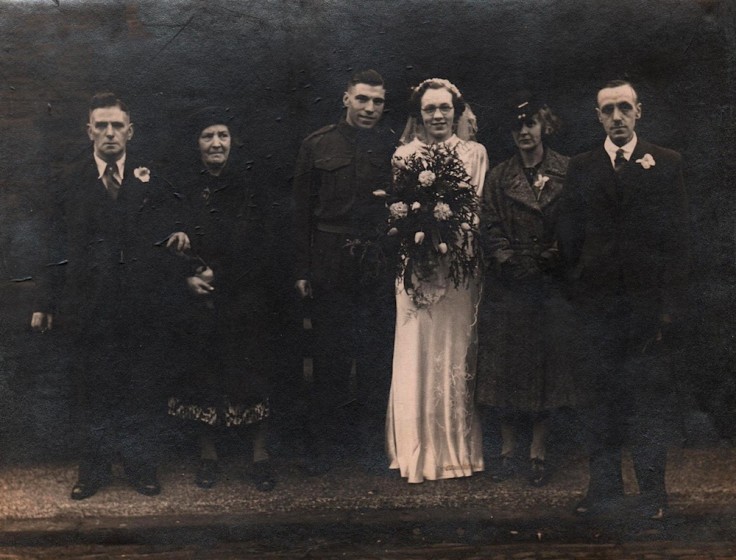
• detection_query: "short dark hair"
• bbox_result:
[347,69,385,90]
[598,80,639,104]
[409,80,466,123]
[89,92,129,116]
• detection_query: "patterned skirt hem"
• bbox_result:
[167,396,270,427]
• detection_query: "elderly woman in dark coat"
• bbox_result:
[167,107,276,491]
[477,92,573,486]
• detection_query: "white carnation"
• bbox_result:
[389,201,409,219]
[433,202,453,221]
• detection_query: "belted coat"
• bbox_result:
[477,148,576,411]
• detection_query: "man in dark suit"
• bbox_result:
[558,80,689,519]
[31,93,187,499]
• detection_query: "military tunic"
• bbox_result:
[293,118,394,290]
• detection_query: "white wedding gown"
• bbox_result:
[386,135,488,483]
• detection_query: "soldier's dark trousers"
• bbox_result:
[307,283,394,460]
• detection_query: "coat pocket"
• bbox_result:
[314,156,353,206]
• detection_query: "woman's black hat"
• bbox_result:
[504,90,544,129]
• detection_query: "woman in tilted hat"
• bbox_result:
[477,91,574,487]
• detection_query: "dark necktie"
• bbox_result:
[102,163,121,200]
[614,148,626,171]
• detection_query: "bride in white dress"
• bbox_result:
[386,78,488,483]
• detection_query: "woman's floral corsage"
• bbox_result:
[533,174,550,190]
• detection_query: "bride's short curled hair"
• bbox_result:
[409,79,466,122]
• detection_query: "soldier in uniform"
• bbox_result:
[292,69,395,474]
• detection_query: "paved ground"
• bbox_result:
[1,448,735,522]
[2,541,736,559]
[1,447,736,557]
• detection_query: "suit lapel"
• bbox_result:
[588,146,620,202]
[120,160,150,207]
[617,139,653,201]
[592,145,615,175]
[629,138,651,164]
[82,156,107,198]
[121,160,136,192]
[70,157,108,216]
[82,156,132,203]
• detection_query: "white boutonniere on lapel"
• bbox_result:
[133,167,151,183]
[635,154,656,170]
[533,173,550,190]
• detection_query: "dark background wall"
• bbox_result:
[0,0,734,461]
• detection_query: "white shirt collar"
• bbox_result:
[604,133,637,167]
[94,153,126,180]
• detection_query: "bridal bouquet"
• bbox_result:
[385,143,480,307]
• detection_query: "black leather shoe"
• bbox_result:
[573,494,598,516]
[195,459,218,489]
[528,458,550,487]
[490,455,516,483]
[70,463,112,500]
[71,475,111,500]
[638,495,668,520]
[127,465,161,496]
[573,494,626,517]
[644,504,667,521]
[250,460,276,492]
[71,481,100,501]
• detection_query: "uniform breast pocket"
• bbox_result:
[364,155,391,194]
[314,156,353,204]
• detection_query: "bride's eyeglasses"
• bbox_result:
[421,104,453,116]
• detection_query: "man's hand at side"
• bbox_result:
[295,279,312,299]
[31,312,53,332]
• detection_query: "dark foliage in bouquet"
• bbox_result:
[386,143,480,295]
